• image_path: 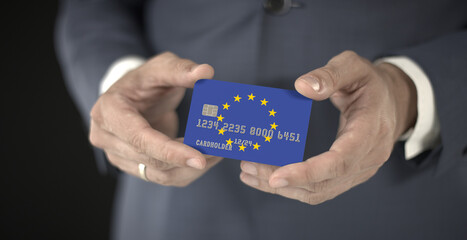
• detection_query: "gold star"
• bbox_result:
[264,136,272,142]
[218,128,226,135]
[226,138,233,146]
[248,93,256,101]
[253,142,260,150]
[234,95,242,102]
[270,122,278,130]
[217,114,224,122]
[269,109,277,117]
[260,98,268,106]
[239,144,246,151]
[222,102,230,110]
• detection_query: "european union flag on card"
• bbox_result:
[184,79,312,166]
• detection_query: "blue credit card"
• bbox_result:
[184,79,312,166]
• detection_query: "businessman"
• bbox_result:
[56,0,467,239]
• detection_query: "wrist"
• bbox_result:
[378,63,417,141]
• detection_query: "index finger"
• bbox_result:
[97,98,206,169]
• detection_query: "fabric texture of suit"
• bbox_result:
[56,0,467,239]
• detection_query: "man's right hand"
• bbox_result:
[89,52,222,186]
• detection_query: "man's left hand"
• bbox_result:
[240,51,417,205]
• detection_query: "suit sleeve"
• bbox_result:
[391,31,467,175]
[55,0,151,174]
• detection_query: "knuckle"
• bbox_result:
[129,132,143,152]
[90,102,104,124]
[144,155,157,166]
[160,51,175,58]
[152,51,175,63]
[145,52,175,74]
[313,197,327,205]
[310,181,328,193]
[88,131,100,147]
[160,139,172,163]
[131,66,155,89]
[88,124,103,148]
[105,154,119,166]
[153,171,172,186]
[89,106,98,121]
[160,139,182,166]
[342,159,355,176]
[341,50,358,59]
[341,50,364,67]
[340,50,373,78]
[333,155,352,178]
[175,59,193,73]
[268,185,278,195]
[345,127,360,140]
[173,180,192,188]
[153,159,171,170]
[305,194,325,205]
[90,94,121,130]
[304,164,319,182]
[129,128,149,154]
[320,66,339,90]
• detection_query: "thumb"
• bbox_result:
[188,63,215,87]
[294,51,371,100]
[142,52,215,89]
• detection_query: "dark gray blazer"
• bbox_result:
[56,0,467,239]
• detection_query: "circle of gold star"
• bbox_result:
[239,144,246,151]
[219,92,279,150]
[253,142,260,150]
[218,128,226,135]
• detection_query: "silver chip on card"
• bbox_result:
[202,104,218,117]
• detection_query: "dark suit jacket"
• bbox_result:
[56,0,467,239]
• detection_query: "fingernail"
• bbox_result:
[300,76,321,92]
[186,158,203,169]
[241,173,259,186]
[242,162,257,176]
[270,178,288,188]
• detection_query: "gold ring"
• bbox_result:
[138,163,148,181]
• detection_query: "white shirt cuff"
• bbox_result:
[99,56,146,94]
[377,56,441,160]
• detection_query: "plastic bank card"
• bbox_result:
[184,79,312,166]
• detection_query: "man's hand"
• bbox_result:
[89,52,222,186]
[239,51,417,204]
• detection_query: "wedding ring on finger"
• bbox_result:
[138,163,149,182]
